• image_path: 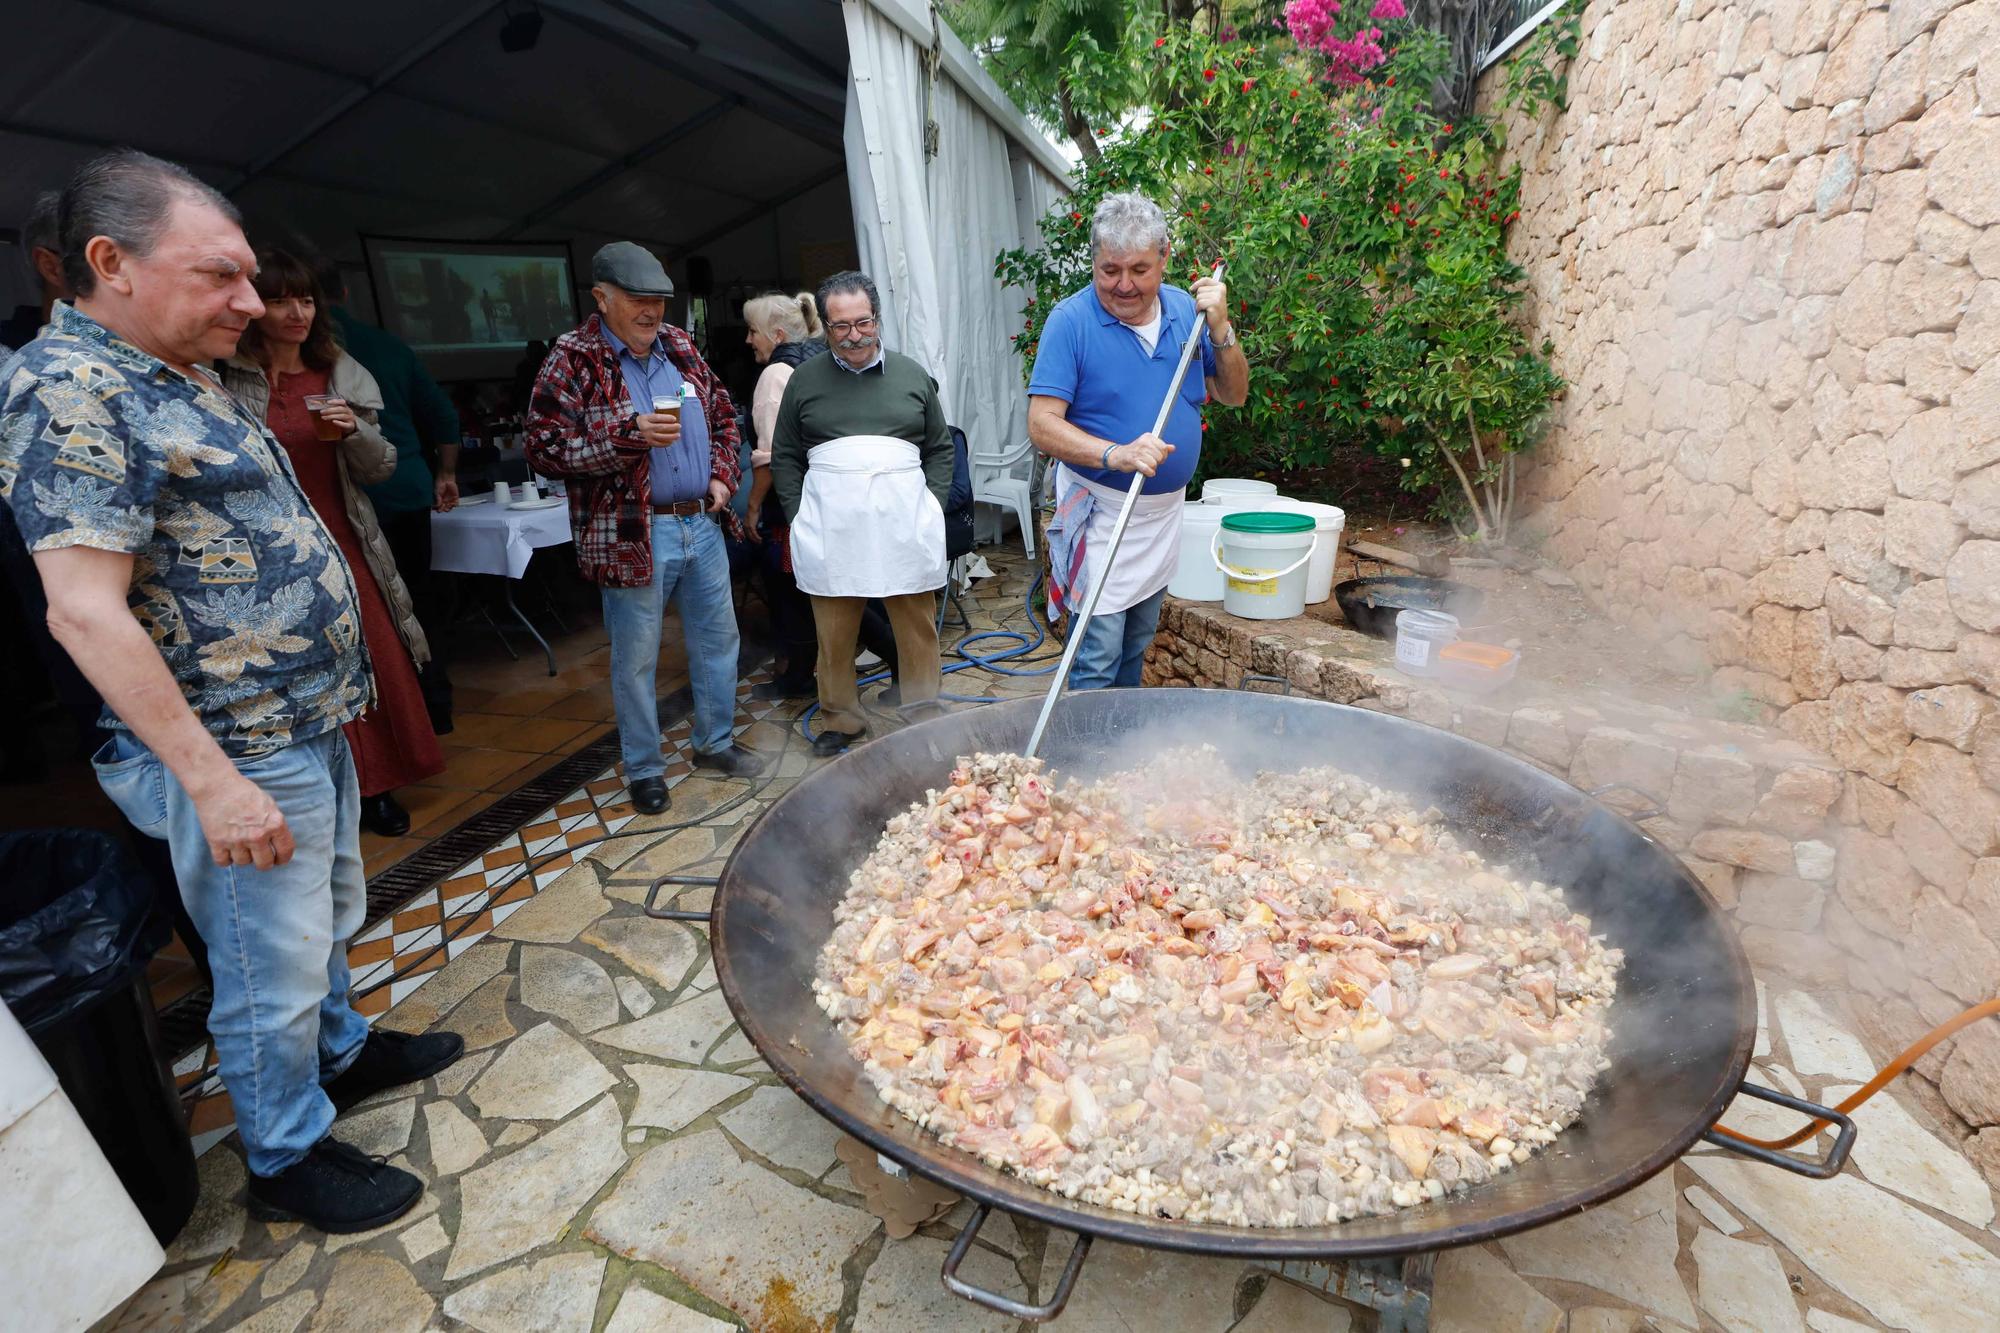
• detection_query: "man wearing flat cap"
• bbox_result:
[527,242,762,815]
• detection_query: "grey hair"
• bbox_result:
[814,270,880,328]
[743,289,821,341]
[58,150,241,298]
[1090,192,1169,259]
[21,191,60,257]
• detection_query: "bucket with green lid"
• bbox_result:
[1210,510,1318,620]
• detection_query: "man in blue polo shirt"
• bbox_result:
[1027,192,1250,688]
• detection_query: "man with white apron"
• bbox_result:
[1027,193,1250,689]
[770,271,953,756]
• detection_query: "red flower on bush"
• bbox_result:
[1154,36,1167,48]
[1203,68,1217,81]
[1241,79,1255,92]
[1298,212,1310,228]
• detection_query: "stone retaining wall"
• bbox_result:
[1143,594,1999,1174]
[1452,0,1998,1148]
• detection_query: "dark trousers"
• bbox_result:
[760,538,899,688]
[379,507,453,728]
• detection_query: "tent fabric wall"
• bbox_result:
[841,0,1070,459]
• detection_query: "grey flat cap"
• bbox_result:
[591,241,674,296]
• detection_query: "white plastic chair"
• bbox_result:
[972,434,1037,558]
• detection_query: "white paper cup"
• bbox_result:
[491,481,511,506]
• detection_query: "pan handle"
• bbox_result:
[1702,1081,1858,1179]
[1236,673,1296,696]
[941,1204,1091,1323]
[644,874,718,923]
[1585,782,1665,824]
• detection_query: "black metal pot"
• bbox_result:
[1334,575,1485,639]
[660,690,1854,1321]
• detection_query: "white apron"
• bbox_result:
[792,434,947,598]
[1058,467,1187,616]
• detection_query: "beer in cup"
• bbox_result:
[303,394,346,441]
[651,393,681,428]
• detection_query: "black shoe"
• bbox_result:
[427,711,455,737]
[359,792,410,837]
[812,729,864,758]
[246,1137,424,1234]
[629,777,670,815]
[877,682,902,707]
[691,743,766,778]
[323,1029,465,1112]
[751,679,816,702]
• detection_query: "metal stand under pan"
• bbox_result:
[1261,1254,1437,1332]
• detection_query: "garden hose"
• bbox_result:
[1710,997,2000,1152]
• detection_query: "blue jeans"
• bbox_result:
[92,728,369,1177]
[1067,586,1167,691]
[601,514,743,778]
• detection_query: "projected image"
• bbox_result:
[370,244,576,352]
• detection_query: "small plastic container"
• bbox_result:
[1394,608,1459,676]
[1436,640,1519,693]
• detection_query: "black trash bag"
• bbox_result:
[0,828,171,1033]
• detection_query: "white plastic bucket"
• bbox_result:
[1170,502,1230,601]
[1395,608,1459,676]
[1212,511,1318,620]
[1200,477,1279,505]
[1262,499,1346,605]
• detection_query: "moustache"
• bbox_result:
[837,334,879,350]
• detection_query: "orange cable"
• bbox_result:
[1710,997,2000,1152]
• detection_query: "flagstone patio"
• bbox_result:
[102,556,2000,1332]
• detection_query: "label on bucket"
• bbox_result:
[1395,634,1433,669]
[1227,568,1279,595]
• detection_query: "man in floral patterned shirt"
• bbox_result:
[0,151,459,1233]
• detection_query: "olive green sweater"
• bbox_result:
[769,349,953,522]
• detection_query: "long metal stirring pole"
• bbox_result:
[1024,262,1226,759]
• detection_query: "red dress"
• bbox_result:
[266,368,444,797]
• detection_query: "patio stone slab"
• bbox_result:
[615,975,656,1017]
[581,915,700,991]
[378,942,510,1033]
[494,1123,536,1149]
[398,1215,449,1264]
[1693,1229,1807,1333]
[593,989,735,1063]
[585,1129,877,1330]
[1433,1244,1562,1333]
[518,945,620,1032]
[718,1084,843,1175]
[1235,1278,1352,1332]
[598,826,714,878]
[447,1094,626,1280]
[627,1065,751,1131]
[323,1195,437,1254]
[442,974,517,1051]
[441,1250,605,1333]
[334,1097,414,1157]
[1040,1239,1243,1330]
[307,1252,433,1333]
[259,1239,316,1300]
[432,1046,493,1096]
[1774,992,1876,1081]
[1689,1155,2000,1331]
[1498,1172,1697,1326]
[601,1283,736,1333]
[1685,1184,1744,1235]
[1824,1082,1996,1226]
[489,863,610,944]
[165,1147,245,1263]
[421,1099,487,1177]
[855,1234,1023,1333]
[235,1290,316,1333]
[469,1021,616,1121]
[709,1028,761,1066]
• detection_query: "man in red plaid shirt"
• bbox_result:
[527,242,763,815]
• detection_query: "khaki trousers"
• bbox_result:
[809,592,942,735]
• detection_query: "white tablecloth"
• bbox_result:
[431,501,573,579]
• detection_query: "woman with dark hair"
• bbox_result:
[221,248,443,836]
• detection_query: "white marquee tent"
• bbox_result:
[0,0,1069,452]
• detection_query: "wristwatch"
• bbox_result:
[1213,323,1238,350]
[1100,443,1117,470]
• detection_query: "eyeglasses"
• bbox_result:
[827,316,879,336]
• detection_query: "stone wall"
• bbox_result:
[1474,1,1999,1135]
